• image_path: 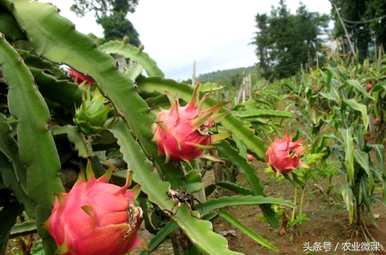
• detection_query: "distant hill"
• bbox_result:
[198,66,257,87]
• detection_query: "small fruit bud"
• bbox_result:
[74,89,110,134]
[366,83,373,91]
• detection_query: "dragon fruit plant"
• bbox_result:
[265,135,308,227]
[282,58,385,238]
[0,1,295,254]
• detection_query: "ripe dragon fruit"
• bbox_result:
[47,175,142,255]
[366,82,373,91]
[266,135,304,174]
[66,67,94,85]
[153,86,221,161]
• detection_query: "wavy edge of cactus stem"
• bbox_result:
[0,0,186,187]
[98,40,164,78]
[0,33,64,254]
[111,120,243,255]
[137,76,267,160]
[0,1,247,254]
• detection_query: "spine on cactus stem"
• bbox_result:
[0,33,64,254]
[0,2,249,253]
[0,0,187,188]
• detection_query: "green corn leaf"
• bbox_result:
[138,77,266,160]
[196,195,293,216]
[218,210,277,251]
[98,40,164,77]
[235,109,293,119]
[0,34,64,254]
[319,85,341,105]
[343,99,369,130]
[217,141,279,227]
[110,120,243,255]
[52,125,92,158]
[341,185,355,224]
[345,80,375,100]
[353,149,370,176]
[340,128,355,185]
[368,144,385,203]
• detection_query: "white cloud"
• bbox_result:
[40,0,331,79]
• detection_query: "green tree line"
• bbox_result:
[71,0,141,45]
[254,0,386,80]
[254,0,329,80]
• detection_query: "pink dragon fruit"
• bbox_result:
[47,176,142,255]
[266,135,304,174]
[247,153,255,162]
[153,86,219,161]
[67,67,94,85]
[366,82,373,91]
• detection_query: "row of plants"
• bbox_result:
[0,1,385,254]
[275,55,385,236]
[0,1,296,254]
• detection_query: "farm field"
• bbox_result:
[0,0,385,255]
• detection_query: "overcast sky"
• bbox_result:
[42,0,331,80]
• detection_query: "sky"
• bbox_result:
[42,0,332,80]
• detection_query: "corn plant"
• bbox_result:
[0,1,296,254]
[284,57,385,238]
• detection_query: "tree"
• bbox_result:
[255,14,270,75]
[366,0,386,49]
[71,0,141,45]
[331,0,386,60]
[331,0,370,61]
[254,1,329,79]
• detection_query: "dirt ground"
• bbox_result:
[213,172,386,255]
[148,169,386,255]
[6,169,385,255]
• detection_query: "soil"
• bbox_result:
[6,166,385,255]
[146,168,386,255]
[212,171,386,255]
